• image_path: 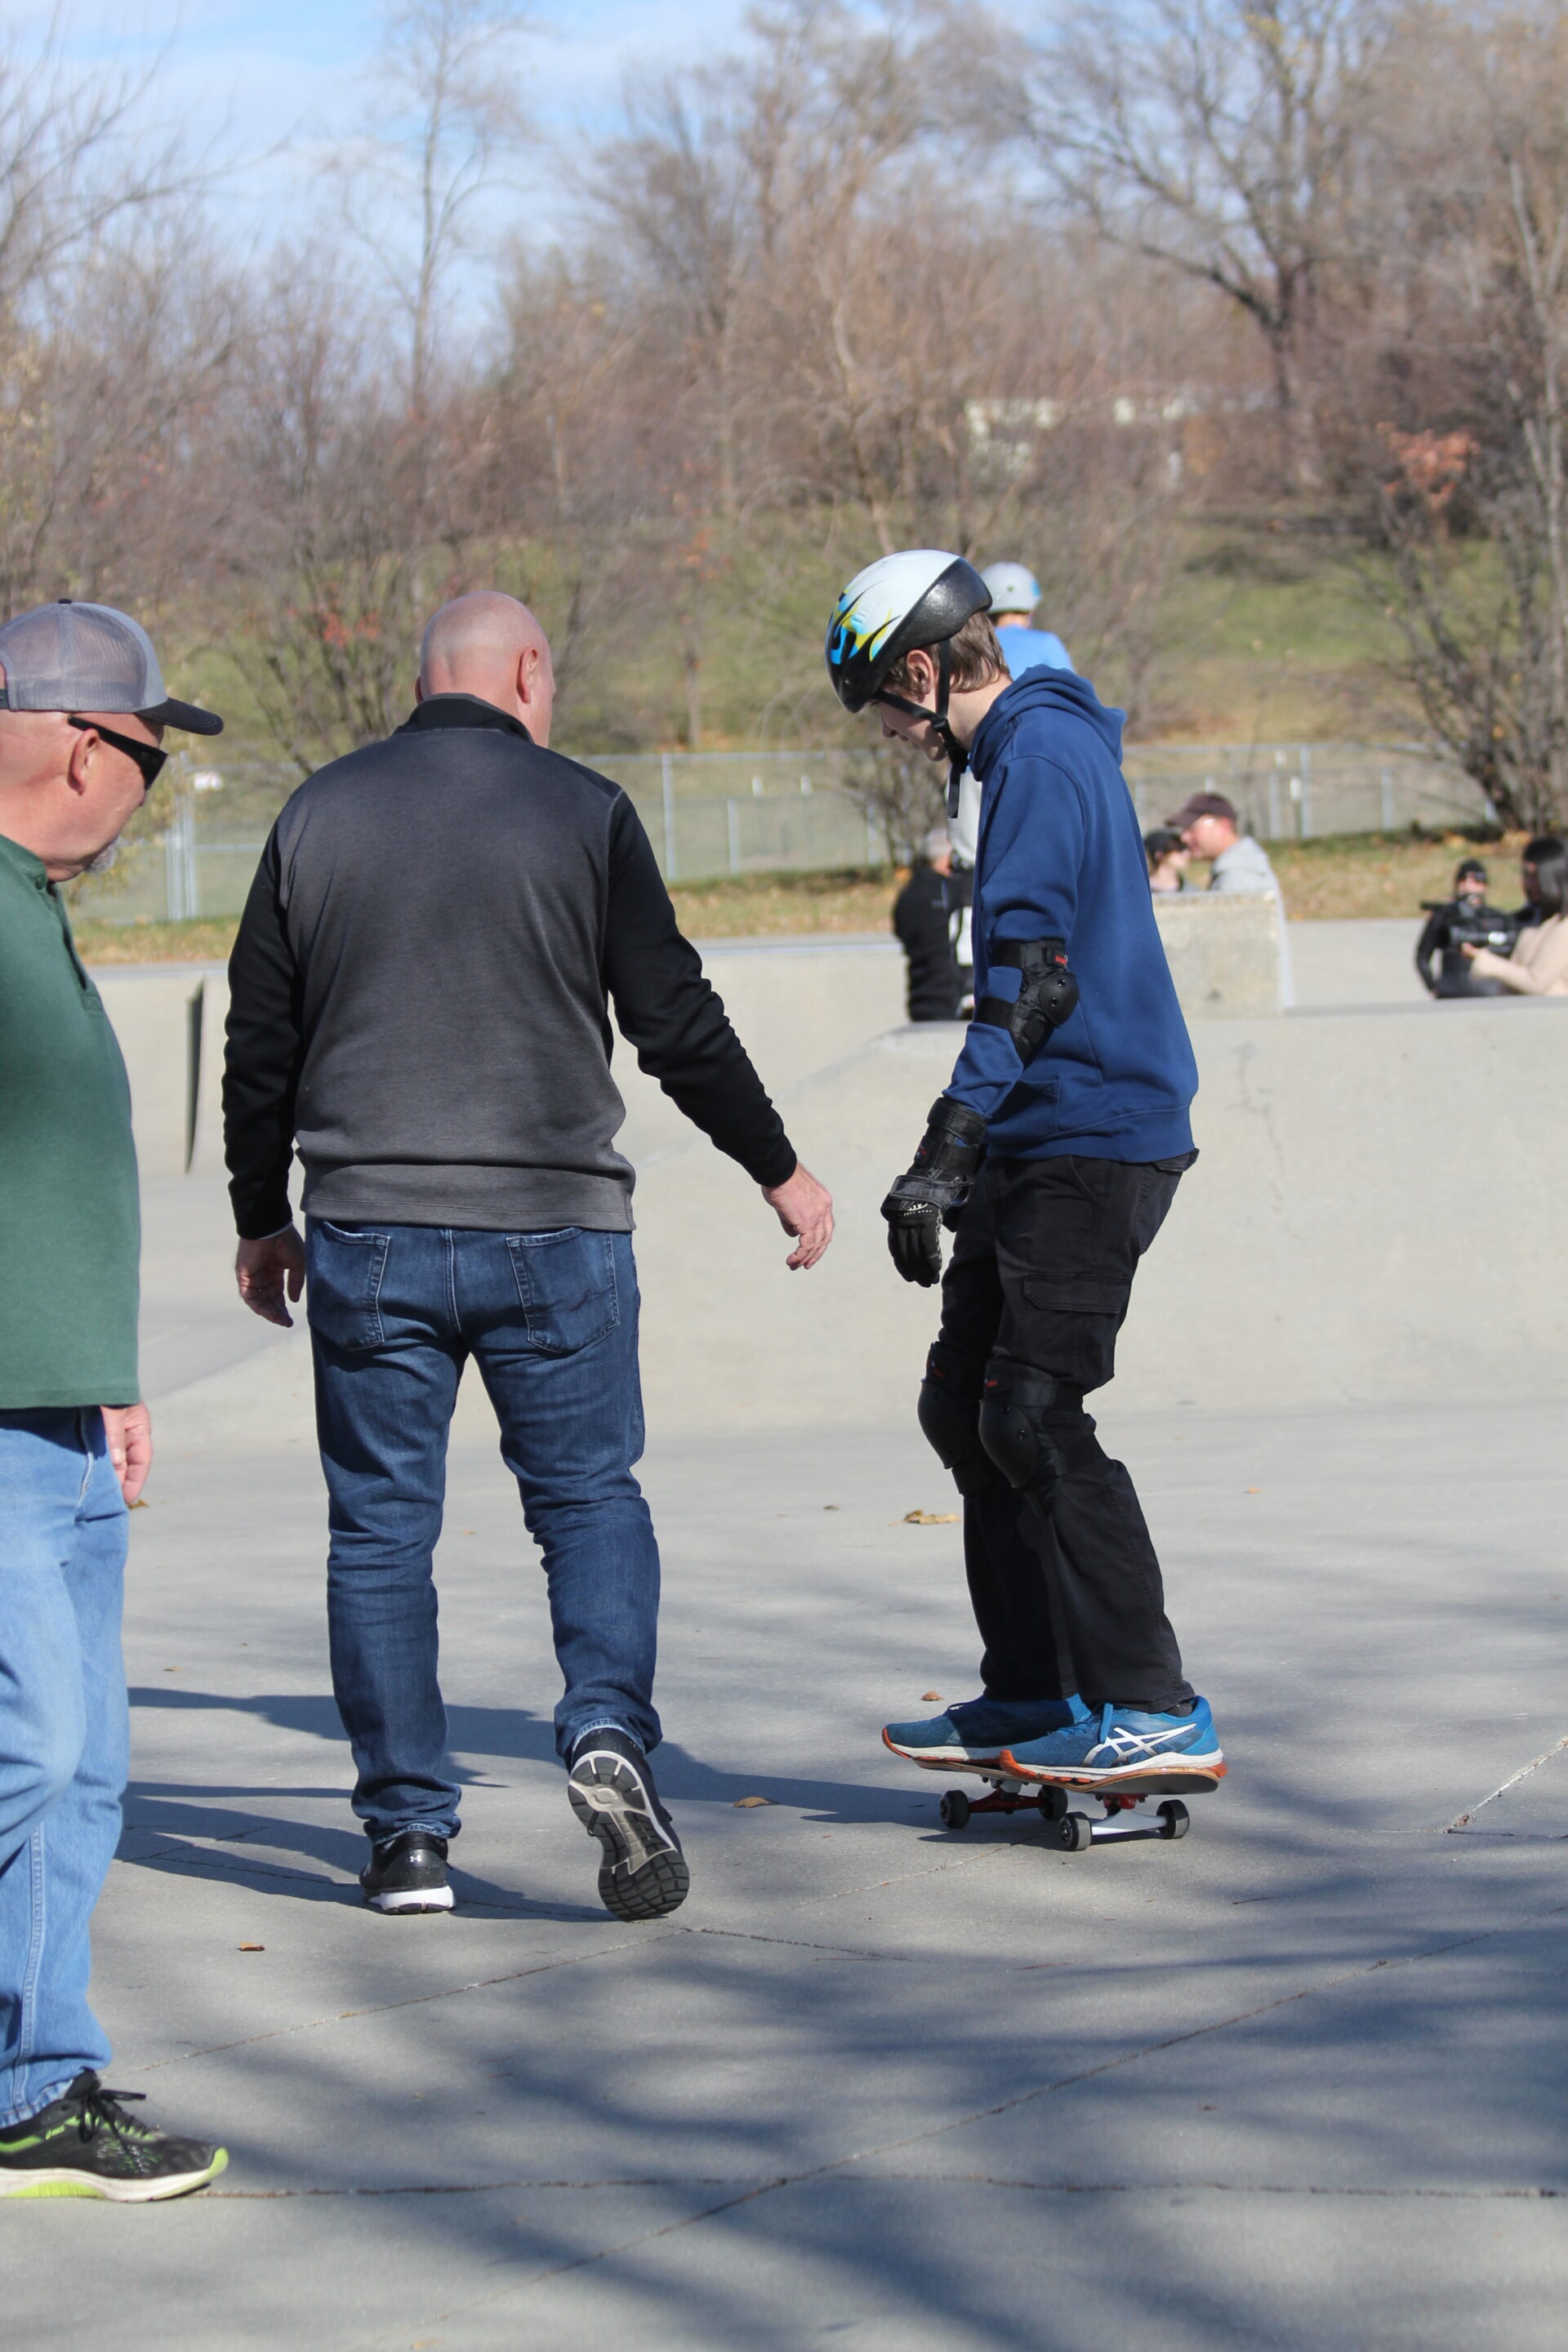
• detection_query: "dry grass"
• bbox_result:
[75,916,247,965]
[73,835,1526,965]
[1263,830,1526,919]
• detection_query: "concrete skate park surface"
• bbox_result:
[21,918,1567,2347]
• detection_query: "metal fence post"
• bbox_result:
[163,793,198,919]
[727,800,741,875]
[661,752,677,882]
[1380,765,1395,829]
[1298,745,1312,838]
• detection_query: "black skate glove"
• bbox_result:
[880,1097,987,1287]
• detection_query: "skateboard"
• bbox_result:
[904,1750,1224,1853]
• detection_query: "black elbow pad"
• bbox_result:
[973,938,1079,1060]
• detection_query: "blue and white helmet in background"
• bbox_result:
[825,550,991,715]
[980,562,1041,617]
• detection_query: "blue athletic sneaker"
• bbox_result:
[882,1694,1089,1770]
[999,1697,1224,1789]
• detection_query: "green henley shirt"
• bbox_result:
[0,831,140,1407]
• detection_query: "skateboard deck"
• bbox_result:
[886,1737,1224,1852]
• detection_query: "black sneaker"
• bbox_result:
[0,2072,227,2202]
[359,1829,453,1913]
[568,1728,689,1922]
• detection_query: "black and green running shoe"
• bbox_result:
[0,2072,228,2202]
[568,1728,689,1922]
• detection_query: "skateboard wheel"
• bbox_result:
[1052,1811,1093,1853]
[939,1789,971,1829]
[1035,1786,1068,1822]
[1157,1800,1190,1840]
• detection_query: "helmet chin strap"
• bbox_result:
[874,639,966,816]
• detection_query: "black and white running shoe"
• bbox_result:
[359,1829,453,1913]
[568,1729,689,1922]
[0,2073,227,2202]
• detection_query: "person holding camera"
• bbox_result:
[1414,858,1519,996]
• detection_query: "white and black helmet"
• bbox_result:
[824,550,991,716]
[980,561,1040,617]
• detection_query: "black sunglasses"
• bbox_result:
[65,714,167,790]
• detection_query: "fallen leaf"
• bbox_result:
[733,1795,775,1809]
[238,1943,265,1953]
[128,1499,149,1509]
[920,1690,943,1702]
[901,1509,960,1526]
[823,1504,840,1512]
[1245,1486,1260,1494]
[163,1666,180,1673]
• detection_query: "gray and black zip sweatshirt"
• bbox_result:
[223,695,797,1239]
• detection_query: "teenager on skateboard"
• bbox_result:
[824,552,1223,1797]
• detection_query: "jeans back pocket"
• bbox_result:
[305,1221,391,1351]
[504,1229,619,1355]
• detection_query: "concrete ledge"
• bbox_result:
[630,1000,1568,1429]
[1154,892,1285,1018]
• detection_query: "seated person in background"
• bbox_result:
[1169,791,1285,903]
[1513,835,1560,929]
[979,563,1073,677]
[893,825,964,1021]
[1465,835,1568,995]
[1169,788,1294,1007]
[1414,857,1518,996]
[1144,826,1190,893]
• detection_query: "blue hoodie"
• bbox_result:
[945,670,1197,1161]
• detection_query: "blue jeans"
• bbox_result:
[307,1221,662,1843]
[0,1410,128,2127]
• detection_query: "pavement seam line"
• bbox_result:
[332,1888,1568,2351]
[200,2173,1568,2203]
[1445,1729,1568,1830]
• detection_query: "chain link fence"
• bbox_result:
[68,741,1498,925]
[1122,742,1494,840]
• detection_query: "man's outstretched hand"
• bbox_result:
[236,1226,306,1326]
[763,1164,835,1269]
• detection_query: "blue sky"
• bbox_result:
[31,2,756,244]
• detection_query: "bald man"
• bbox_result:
[225,592,832,1923]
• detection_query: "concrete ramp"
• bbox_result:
[632,999,1568,1431]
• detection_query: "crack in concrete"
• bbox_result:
[688,1926,920,1962]
[336,1888,1568,2352]
[1446,1731,1568,1831]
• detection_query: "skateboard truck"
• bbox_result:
[937,1771,1199,1852]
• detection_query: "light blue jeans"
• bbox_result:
[0,1410,127,2127]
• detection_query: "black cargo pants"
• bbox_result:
[931,1151,1196,1714]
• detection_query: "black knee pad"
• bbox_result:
[978,1361,1076,1499]
[917,1343,1004,1499]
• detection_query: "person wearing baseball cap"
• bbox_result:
[0,602,229,2199]
[1168,790,1293,1005]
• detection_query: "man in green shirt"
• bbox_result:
[0,602,230,2201]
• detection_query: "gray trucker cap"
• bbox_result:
[0,600,222,734]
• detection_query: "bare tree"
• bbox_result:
[1009,0,1390,493]
[341,0,534,422]
[1372,16,1568,832]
